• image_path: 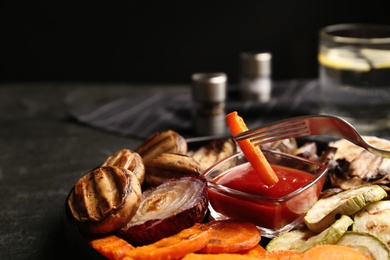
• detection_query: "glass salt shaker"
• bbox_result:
[239,51,272,102]
[191,72,227,136]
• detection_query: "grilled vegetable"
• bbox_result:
[261,138,298,155]
[123,223,212,260]
[264,250,303,259]
[265,229,315,252]
[353,200,390,249]
[144,152,203,187]
[298,215,353,252]
[191,138,236,171]
[182,253,264,260]
[304,185,387,233]
[266,215,353,252]
[293,142,318,161]
[117,176,208,246]
[348,150,382,180]
[336,231,390,260]
[328,137,390,192]
[68,166,142,235]
[330,136,390,162]
[237,244,267,257]
[303,244,372,260]
[102,148,145,185]
[136,130,187,164]
[89,235,135,259]
[198,220,261,254]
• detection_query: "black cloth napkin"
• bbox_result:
[67,79,320,139]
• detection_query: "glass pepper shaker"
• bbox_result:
[239,51,272,102]
[191,72,227,136]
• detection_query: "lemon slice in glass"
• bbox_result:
[360,48,390,69]
[319,48,390,71]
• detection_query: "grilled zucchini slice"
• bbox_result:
[266,215,353,252]
[353,200,390,250]
[304,185,387,233]
[336,231,390,260]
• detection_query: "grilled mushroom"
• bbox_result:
[67,166,142,235]
[144,152,203,187]
[136,130,187,164]
[102,149,145,185]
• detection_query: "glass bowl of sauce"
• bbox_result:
[202,149,328,238]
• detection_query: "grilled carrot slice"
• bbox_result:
[182,253,265,259]
[197,219,261,254]
[237,244,267,257]
[303,244,372,260]
[123,223,212,260]
[89,235,135,260]
[226,111,278,186]
[266,249,303,259]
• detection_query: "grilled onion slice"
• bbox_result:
[117,175,208,246]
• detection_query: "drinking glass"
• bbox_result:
[318,23,390,135]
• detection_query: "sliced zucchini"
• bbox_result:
[304,185,387,233]
[353,200,390,250]
[298,215,353,252]
[266,215,353,253]
[265,229,315,252]
[336,231,390,260]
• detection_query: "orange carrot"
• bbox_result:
[237,244,267,257]
[182,253,267,260]
[197,219,261,254]
[89,235,135,260]
[123,223,212,260]
[266,249,303,260]
[303,244,372,260]
[226,111,279,186]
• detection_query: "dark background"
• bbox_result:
[1,1,390,84]
[0,3,389,259]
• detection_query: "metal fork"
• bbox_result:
[234,115,390,158]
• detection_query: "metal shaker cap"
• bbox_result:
[240,52,272,77]
[191,72,227,103]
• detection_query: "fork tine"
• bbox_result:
[235,121,306,141]
[250,124,308,141]
[251,128,310,146]
[233,119,310,146]
[234,120,306,141]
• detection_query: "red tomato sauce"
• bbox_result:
[216,163,314,198]
[208,162,323,230]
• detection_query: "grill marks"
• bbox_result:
[102,149,145,185]
[191,139,236,171]
[94,167,127,219]
[144,152,203,187]
[136,130,188,164]
[69,166,129,223]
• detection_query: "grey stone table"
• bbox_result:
[0,82,191,259]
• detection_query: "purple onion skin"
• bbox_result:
[116,175,209,246]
